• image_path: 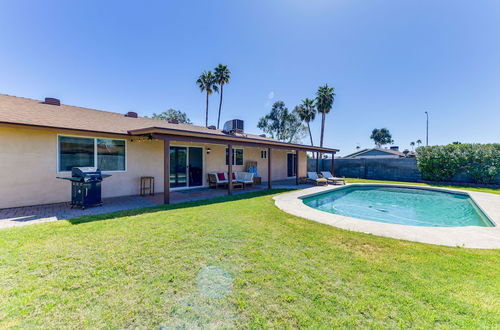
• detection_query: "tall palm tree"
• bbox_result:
[410,141,415,151]
[416,139,422,147]
[214,64,231,129]
[196,71,218,127]
[315,84,336,149]
[295,98,316,146]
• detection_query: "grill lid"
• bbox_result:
[72,167,101,178]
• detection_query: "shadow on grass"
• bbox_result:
[67,189,295,225]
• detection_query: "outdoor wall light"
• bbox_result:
[206,148,212,154]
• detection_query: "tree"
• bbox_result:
[315,84,335,148]
[416,139,422,147]
[196,71,218,127]
[257,101,305,143]
[410,141,415,151]
[295,98,316,146]
[150,109,192,124]
[214,64,231,129]
[370,128,393,148]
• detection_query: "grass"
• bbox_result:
[0,190,499,328]
[344,177,500,195]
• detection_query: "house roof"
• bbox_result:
[343,148,404,158]
[0,94,339,153]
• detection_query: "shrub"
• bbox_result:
[416,144,500,184]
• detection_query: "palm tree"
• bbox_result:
[315,84,335,149]
[214,64,231,129]
[196,71,218,127]
[295,98,316,146]
[416,139,422,147]
[410,141,415,151]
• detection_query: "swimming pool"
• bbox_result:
[302,185,494,227]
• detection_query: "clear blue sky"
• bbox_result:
[1,0,499,155]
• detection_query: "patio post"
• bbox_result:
[268,147,272,189]
[331,152,335,176]
[228,144,233,195]
[163,138,170,204]
[295,149,300,185]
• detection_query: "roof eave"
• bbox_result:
[128,126,339,153]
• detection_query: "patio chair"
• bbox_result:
[235,171,254,187]
[320,171,346,185]
[208,172,228,188]
[307,172,328,186]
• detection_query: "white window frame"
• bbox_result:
[57,134,127,173]
[225,147,244,166]
[169,144,205,191]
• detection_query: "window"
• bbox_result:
[58,136,126,172]
[97,139,126,171]
[225,148,244,166]
[261,150,267,159]
[58,136,95,171]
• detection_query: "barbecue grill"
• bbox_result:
[57,167,111,209]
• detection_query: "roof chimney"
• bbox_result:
[168,119,179,124]
[44,97,60,106]
[125,111,138,118]
[207,125,216,130]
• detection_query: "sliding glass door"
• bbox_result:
[170,147,187,188]
[170,146,204,188]
[188,147,203,187]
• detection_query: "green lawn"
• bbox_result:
[0,190,499,328]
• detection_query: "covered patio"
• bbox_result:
[128,127,339,204]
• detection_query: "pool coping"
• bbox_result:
[273,183,500,249]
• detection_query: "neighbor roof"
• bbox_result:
[343,148,404,158]
[0,94,339,153]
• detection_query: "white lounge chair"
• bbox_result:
[307,172,328,185]
[320,171,346,185]
[235,171,254,187]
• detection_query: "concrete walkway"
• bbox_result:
[274,183,500,249]
[0,180,305,229]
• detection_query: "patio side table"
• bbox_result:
[140,176,155,196]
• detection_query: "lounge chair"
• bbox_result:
[208,172,228,188]
[320,171,346,185]
[235,171,254,187]
[307,172,328,185]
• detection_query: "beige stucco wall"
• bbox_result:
[174,143,306,185]
[0,126,307,209]
[0,126,165,208]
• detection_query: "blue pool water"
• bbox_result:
[302,186,494,227]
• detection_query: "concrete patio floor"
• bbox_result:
[0,180,308,229]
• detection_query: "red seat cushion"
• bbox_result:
[217,173,226,181]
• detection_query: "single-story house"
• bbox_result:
[0,94,338,209]
[343,147,405,159]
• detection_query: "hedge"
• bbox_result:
[416,144,500,184]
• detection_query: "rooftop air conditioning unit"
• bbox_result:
[223,119,244,134]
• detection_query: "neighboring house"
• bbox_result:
[0,94,338,209]
[343,147,405,159]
